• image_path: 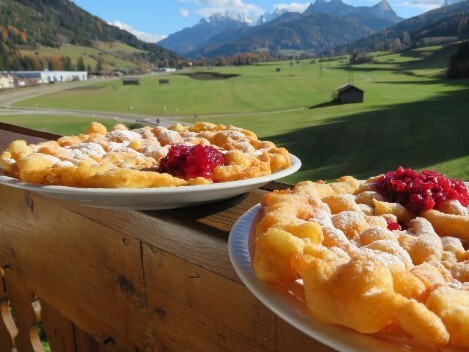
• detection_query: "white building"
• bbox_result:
[9,71,88,84]
[13,76,27,88]
[154,67,176,73]
[0,74,14,89]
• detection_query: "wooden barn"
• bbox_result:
[122,77,140,85]
[337,84,364,104]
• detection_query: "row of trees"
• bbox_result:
[191,52,271,67]
[4,54,103,72]
[190,51,317,67]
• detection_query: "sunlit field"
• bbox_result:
[0,115,142,136]
[5,44,469,183]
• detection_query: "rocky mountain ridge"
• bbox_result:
[159,0,403,58]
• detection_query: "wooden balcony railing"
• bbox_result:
[0,124,337,352]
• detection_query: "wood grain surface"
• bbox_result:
[0,126,338,352]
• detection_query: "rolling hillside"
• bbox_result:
[160,0,402,59]
[0,0,181,71]
[332,0,469,54]
[158,13,252,56]
[189,12,376,58]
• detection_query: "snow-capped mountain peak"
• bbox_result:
[205,12,254,26]
[256,7,289,25]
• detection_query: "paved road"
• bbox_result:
[0,75,309,126]
[0,77,172,126]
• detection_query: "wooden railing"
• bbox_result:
[0,125,337,352]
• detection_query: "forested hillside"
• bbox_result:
[331,0,469,54]
[0,0,180,71]
[189,12,375,58]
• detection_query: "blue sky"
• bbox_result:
[72,0,444,43]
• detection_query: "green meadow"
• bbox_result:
[4,43,469,183]
[0,115,140,136]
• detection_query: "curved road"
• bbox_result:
[0,75,309,127]
[0,77,173,127]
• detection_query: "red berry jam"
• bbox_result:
[374,166,469,213]
[386,219,402,231]
[158,144,225,181]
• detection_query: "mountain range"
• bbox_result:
[159,0,403,58]
[157,13,253,56]
[333,0,469,55]
[2,0,469,72]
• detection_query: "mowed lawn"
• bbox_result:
[6,44,469,183]
[15,64,329,116]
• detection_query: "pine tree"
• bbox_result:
[96,61,103,72]
[447,41,469,78]
[76,57,85,71]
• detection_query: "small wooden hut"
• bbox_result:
[122,77,140,85]
[337,84,364,104]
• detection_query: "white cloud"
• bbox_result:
[110,20,167,43]
[181,0,264,18]
[399,0,442,10]
[179,8,190,17]
[274,2,310,13]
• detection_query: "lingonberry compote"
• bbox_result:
[158,144,225,181]
[374,166,469,213]
[386,219,402,231]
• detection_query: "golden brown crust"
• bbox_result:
[0,121,292,188]
[252,176,469,349]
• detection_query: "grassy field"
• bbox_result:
[5,43,469,183]
[0,115,142,136]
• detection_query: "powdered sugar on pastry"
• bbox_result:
[66,142,107,159]
[106,129,142,143]
[253,173,469,349]
[0,121,292,188]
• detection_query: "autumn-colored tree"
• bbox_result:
[31,55,43,70]
[0,26,8,41]
[349,51,373,64]
[7,25,20,37]
[48,55,62,70]
[19,31,27,43]
[215,57,228,66]
[138,63,148,74]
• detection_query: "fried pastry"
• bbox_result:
[0,121,291,188]
[252,166,469,349]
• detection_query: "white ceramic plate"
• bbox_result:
[0,154,300,210]
[228,205,425,352]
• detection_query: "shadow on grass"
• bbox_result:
[264,87,469,181]
[307,101,338,109]
[336,43,459,77]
